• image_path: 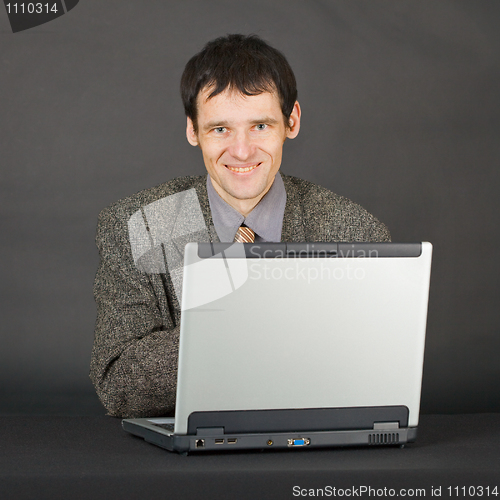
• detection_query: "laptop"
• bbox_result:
[123,241,433,453]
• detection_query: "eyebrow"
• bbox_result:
[202,117,280,132]
[250,117,280,126]
[202,120,230,132]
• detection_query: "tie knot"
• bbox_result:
[234,225,255,243]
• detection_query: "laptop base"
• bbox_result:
[122,418,417,454]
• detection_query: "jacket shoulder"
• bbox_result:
[97,175,206,224]
[281,174,391,242]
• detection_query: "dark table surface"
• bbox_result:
[1,413,499,499]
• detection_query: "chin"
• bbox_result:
[227,189,263,201]
[229,181,270,200]
[231,178,271,198]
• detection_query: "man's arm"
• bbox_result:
[90,205,179,418]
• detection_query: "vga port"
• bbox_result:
[287,438,310,447]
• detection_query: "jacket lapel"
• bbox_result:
[191,174,220,243]
[281,174,306,242]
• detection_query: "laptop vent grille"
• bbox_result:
[368,433,399,445]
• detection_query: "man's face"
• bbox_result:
[186,88,300,215]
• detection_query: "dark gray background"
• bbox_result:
[1,0,498,416]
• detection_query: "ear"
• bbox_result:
[186,117,199,146]
[286,101,301,139]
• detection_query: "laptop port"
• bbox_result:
[287,438,310,447]
[214,439,224,445]
[227,438,237,444]
[195,439,205,448]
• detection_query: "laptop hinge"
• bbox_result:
[196,427,225,436]
[373,422,400,430]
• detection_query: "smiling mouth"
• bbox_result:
[225,163,261,173]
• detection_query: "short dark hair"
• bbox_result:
[181,34,297,132]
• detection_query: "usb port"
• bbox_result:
[214,439,224,445]
[227,438,237,444]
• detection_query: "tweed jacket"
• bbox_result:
[90,174,390,418]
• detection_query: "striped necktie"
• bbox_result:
[234,225,255,243]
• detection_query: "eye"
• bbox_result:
[255,123,267,131]
[214,127,227,134]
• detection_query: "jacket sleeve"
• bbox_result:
[90,206,179,418]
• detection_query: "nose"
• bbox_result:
[228,130,255,161]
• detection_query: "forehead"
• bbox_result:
[196,88,282,124]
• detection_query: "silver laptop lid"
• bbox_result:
[174,242,432,435]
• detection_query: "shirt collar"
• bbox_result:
[206,173,287,242]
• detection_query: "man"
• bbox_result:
[90,34,390,418]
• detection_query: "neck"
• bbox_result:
[210,178,273,217]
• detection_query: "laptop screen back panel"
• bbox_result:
[174,242,432,436]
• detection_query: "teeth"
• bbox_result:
[227,164,258,172]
